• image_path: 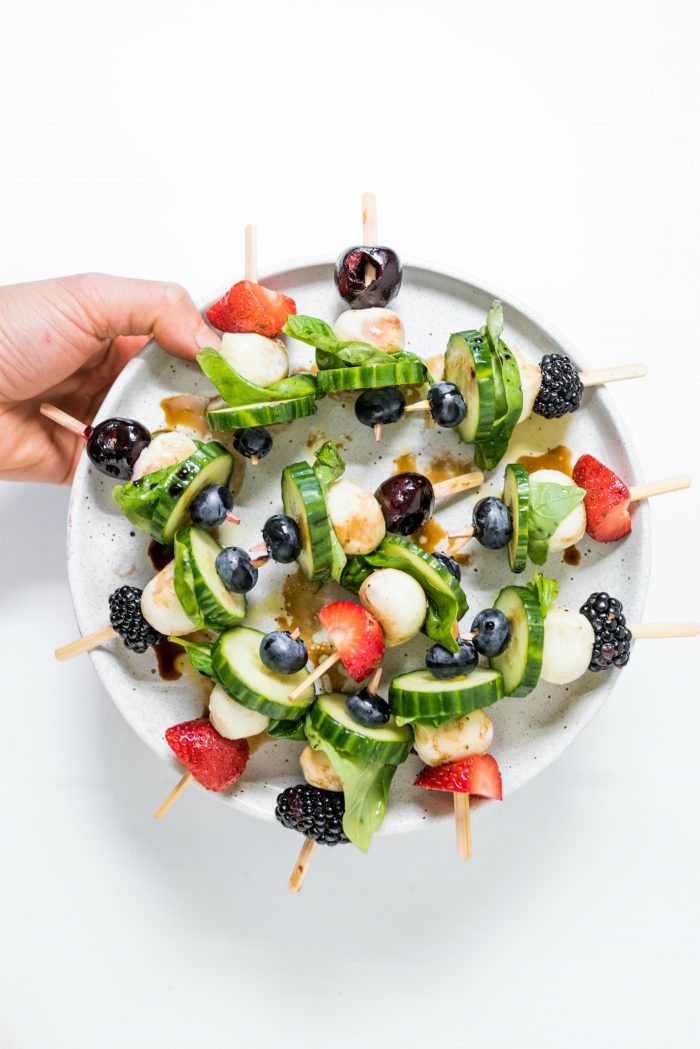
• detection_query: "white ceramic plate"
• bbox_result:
[67,260,650,834]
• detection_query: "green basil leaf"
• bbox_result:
[528,482,586,545]
[196,347,317,405]
[485,299,504,349]
[167,637,215,677]
[283,314,341,351]
[527,571,559,619]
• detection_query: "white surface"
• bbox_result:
[1,1,699,1047]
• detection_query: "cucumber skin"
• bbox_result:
[503,463,530,574]
[197,347,317,405]
[267,718,307,741]
[317,359,426,392]
[212,630,315,721]
[281,462,333,588]
[445,331,496,444]
[186,528,246,630]
[491,586,544,697]
[207,394,317,432]
[307,701,413,766]
[474,338,523,472]
[389,669,505,724]
[173,532,200,619]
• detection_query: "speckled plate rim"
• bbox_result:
[66,257,651,833]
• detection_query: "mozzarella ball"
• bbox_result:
[131,431,197,480]
[529,468,587,552]
[358,568,427,646]
[511,344,542,422]
[333,308,404,352]
[209,683,269,739]
[540,605,595,685]
[140,561,196,636]
[300,744,342,792]
[218,332,289,387]
[326,479,386,555]
[414,709,493,767]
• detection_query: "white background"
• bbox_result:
[1,2,699,1046]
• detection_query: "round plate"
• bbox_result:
[66,260,650,834]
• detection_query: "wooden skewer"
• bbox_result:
[453,792,471,860]
[290,627,301,640]
[244,223,257,283]
[578,363,647,387]
[367,667,383,693]
[628,475,692,502]
[251,454,260,466]
[154,771,193,820]
[629,622,700,639]
[288,837,317,893]
[403,399,430,414]
[432,472,484,500]
[40,402,90,438]
[288,651,340,701]
[361,190,378,282]
[374,423,382,442]
[55,624,118,661]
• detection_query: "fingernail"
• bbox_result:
[195,323,220,350]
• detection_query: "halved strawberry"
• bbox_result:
[573,454,632,543]
[318,601,385,681]
[206,280,296,336]
[415,754,503,799]
[165,718,249,792]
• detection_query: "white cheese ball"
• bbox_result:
[333,308,404,352]
[300,745,342,792]
[326,479,386,555]
[529,468,587,552]
[218,332,289,387]
[414,709,493,767]
[540,605,595,685]
[140,561,196,636]
[208,683,269,739]
[358,568,427,647]
[511,344,542,422]
[131,431,197,480]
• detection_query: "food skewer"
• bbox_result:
[243,223,261,464]
[288,603,385,701]
[360,191,384,442]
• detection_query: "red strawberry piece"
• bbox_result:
[573,454,632,543]
[318,601,385,682]
[206,280,296,337]
[415,754,503,799]
[165,718,249,792]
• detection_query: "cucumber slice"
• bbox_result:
[197,347,317,405]
[267,718,307,741]
[444,331,496,443]
[172,531,199,619]
[317,358,426,393]
[502,463,530,573]
[489,586,544,697]
[307,693,412,765]
[475,339,523,471]
[281,461,333,587]
[206,394,317,432]
[389,667,505,725]
[184,527,246,629]
[212,626,315,720]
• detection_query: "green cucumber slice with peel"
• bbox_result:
[389,667,505,725]
[316,357,426,393]
[281,461,333,587]
[206,394,317,431]
[502,463,530,573]
[444,331,496,443]
[475,340,523,471]
[489,585,544,696]
[212,626,315,720]
[183,527,246,629]
[267,718,307,741]
[196,346,317,405]
[307,693,412,765]
[172,530,199,620]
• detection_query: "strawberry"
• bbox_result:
[573,454,632,543]
[415,754,503,799]
[318,601,385,681]
[165,718,249,792]
[206,280,296,336]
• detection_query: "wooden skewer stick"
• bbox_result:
[367,667,383,694]
[154,771,193,820]
[629,622,700,639]
[578,363,647,387]
[403,399,431,414]
[55,624,118,661]
[448,525,475,541]
[288,651,340,701]
[251,454,260,466]
[453,792,471,860]
[290,627,301,640]
[374,423,382,442]
[244,223,257,283]
[362,190,378,282]
[628,475,692,503]
[288,837,317,893]
[40,402,90,438]
[432,472,484,500]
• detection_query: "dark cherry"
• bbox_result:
[86,417,151,480]
[374,472,435,535]
[334,246,402,308]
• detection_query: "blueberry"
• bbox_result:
[425,638,479,679]
[432,552,462,582]
[346,687,391,727]
[232,427,273,461]
[262,514,302,563]
[427,382,467,428]
[259,631,308,674]
[86,417,151,479]
[190,484,235,528]
[215,547,258,593]
[355,387,406,428]
[472,497,512,549]
[471,609,511,657]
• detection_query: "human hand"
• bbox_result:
[0,273,220,483]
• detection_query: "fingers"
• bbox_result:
[65,273,220,361]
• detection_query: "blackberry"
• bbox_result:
[533,354,584,419]
[275,784,348,845]
[108,585,164,653]
[580,591,632,672]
